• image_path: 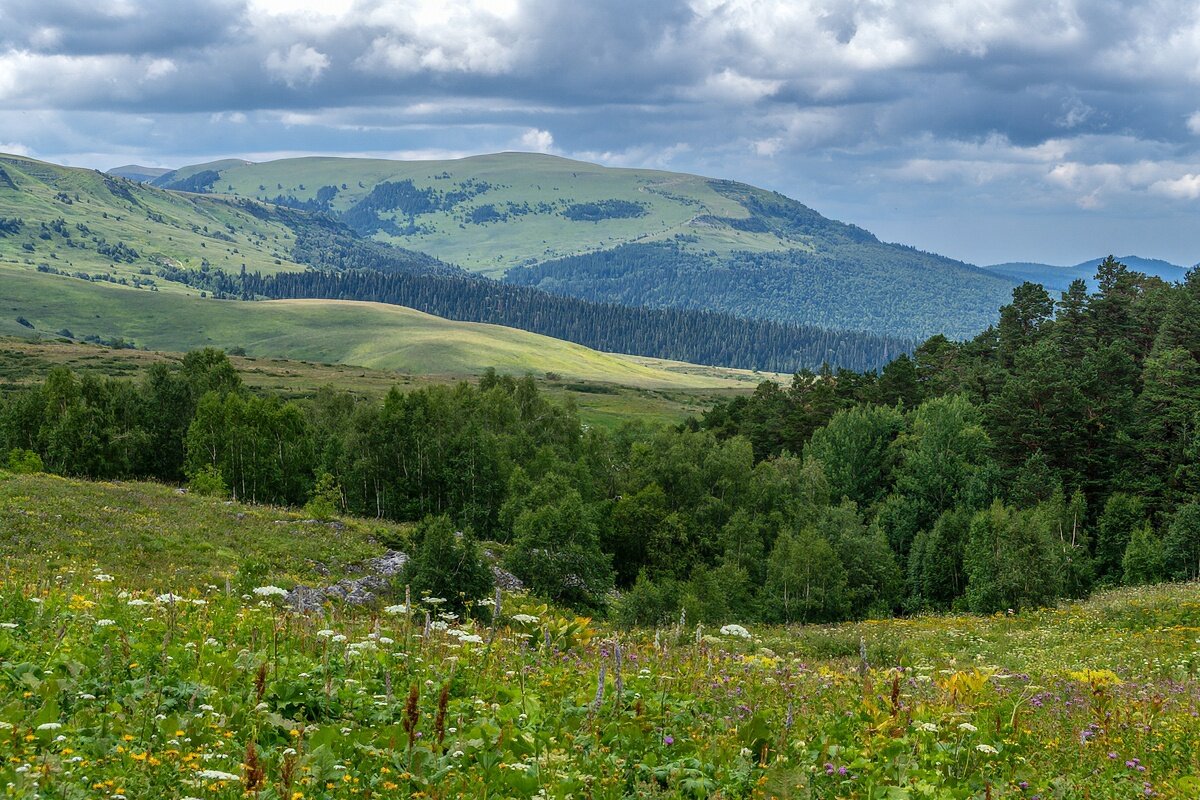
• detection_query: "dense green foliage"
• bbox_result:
[3,258,1198,623]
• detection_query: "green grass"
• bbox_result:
[0,471,394,588]
[0,335,769,431]
[176,152,791,275]
[0,266,775,390]
[0,154,308,286]
[1,470,1199,798]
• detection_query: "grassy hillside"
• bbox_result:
[159,153,745,274]
[0,266,776,388]
[0,471,392,587]
[0,336,773,431]
[0,154,310,285]
[149,152,1018,337]
[1,469,1198,797]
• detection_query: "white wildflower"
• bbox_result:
[36,722,62,731]
[94,574,114,582]
[975,744,998,755]
[0,623,17,629]
[253,586,288,598]
[511,614,539,624]
[719,624,751,639]
[383,604,408,615]
[958,723,978,733]
[96,619,116,627]
[195,769,240,781]
[916,722,939,733]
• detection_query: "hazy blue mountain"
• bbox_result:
[984,255,1191,292]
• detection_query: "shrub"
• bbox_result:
[401,515,493,613]
[304,472,342,521]
[6,449,44,474]
[189,464,228,498]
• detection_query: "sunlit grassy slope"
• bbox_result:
[0,154,307,283]
[175,153,761,275]
[0,471,391,587]
[0,266,772,390]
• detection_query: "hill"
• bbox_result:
[985,255,1191,292]
[0,337,778,431]
[106,164,171,182]
[0,154,314,282]
[0,265,776,390]
[0,471,392,587]
[137,152,1019,338]
[1,153,913,373]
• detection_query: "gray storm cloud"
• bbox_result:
[1,0,1198,264]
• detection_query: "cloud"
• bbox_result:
[517,128,554,152]
[4,0,1200,264]
[265,44,330,87]
[1151,174,1200,200]
[0,141,32,156]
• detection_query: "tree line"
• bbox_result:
[158,250,915,374]
[3,257,1199,623]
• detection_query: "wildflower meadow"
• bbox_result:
[0,572,1197,799]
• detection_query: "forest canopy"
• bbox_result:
[4,257,1199,623]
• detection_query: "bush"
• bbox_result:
[6,449,44,474]
[613,571,678,628]
[401,515,494,613]
[304,472,342,521]
[189,464,228,498]
[1122,523,1165,586]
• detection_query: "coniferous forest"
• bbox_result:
[4,257,1199,625]
[152,217,915,374]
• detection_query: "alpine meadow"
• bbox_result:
[2,1,1200,799]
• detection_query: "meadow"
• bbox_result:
[0,337,770,431]
[1,471,1198,799]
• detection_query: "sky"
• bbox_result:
[1,0,1198,267]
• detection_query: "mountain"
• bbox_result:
[984,255,1191,292]
[132,152,1019,338]
[1,153,910,375]
[107,164,171,182]
[0,263,768,388]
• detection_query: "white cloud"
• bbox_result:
[1189,112,1200,135]
[686,69,784,103]
[1151,173,1200,200]
[517,128,554,153]
[354,0,522,76]
[0,142,33,156]
[143,58,177,80]
[264,43,329,87]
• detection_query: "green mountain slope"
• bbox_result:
[0,265,767,389]
[0,154,912,374]
[0,154,309,282]
[145,152,1018,338]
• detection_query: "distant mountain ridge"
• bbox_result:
[984,255,1192,292]
[0,152,913,373]
[107,165,171,182]
[108,151,1018,338]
